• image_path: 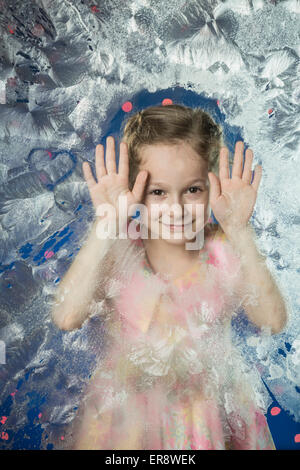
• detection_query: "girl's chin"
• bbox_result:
[134,220,209,243]
[146,227,206,242]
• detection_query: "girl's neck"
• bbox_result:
[141,224,214,280]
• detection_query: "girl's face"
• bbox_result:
[135,141,210,245]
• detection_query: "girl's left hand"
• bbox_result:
[208,141,262,235]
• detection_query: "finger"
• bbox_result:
[242,148,253,184]
[219,147,230,181]
[118,141,129,180]
[232,141,244,178]
[251,164,262,192]
[82,161,97,190]
[131,170,148,202]
[208,172,221,204]
[105,136,117,174]
[95,144,106,180]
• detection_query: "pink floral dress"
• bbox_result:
[61,226,276,450]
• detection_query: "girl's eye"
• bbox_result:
[149,187,204,196]
[149,189,165,196]
[187,186,203,194]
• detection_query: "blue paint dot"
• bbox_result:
[132,210,140,219]
[58,227,69,238]
[25,371,31,381]
[17,379,23,389]
[278,348,286,357]
[19,243,33,259]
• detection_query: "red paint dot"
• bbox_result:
[61,436,65,440]
[268,108,274,114]
[8,25,15,34]
[295,434,300,443]
[44,250,54,259]
[122,101,133,113]
[0,416,7,424]
[217,100,220,106]
[162,98,173,106]
[91,5,100,13]
[270,406,281,416]
[38,413,42,419]
[47,151,53,159]
[1,432,9,440]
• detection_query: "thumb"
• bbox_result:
[131,170,148,203]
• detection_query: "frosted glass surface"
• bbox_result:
[0,0,299,449]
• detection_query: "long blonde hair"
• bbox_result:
[121,103,224,192]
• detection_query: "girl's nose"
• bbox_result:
[169,192,183,207]
[161,200,184,223]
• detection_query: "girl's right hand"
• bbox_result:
[82,136,148,221]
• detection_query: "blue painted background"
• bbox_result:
[0,87,299,450]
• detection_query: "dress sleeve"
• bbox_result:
[205,226,250,321]
[212,227,269,326]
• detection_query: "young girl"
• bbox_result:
[51,104,287,450]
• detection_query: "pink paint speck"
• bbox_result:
[0,416,7,424]
[206,252,219,267]
[162,98,173,106]
[122,101,133,113]
[270,407,281,416]
[217,100,220,106]
[1,432,9,440]
[268,108,274,115]
[44,250,54,259]
[10,391,17,397]
[38,413,42,419]
[61,436,65,440]
[47,151,53,159]
[294,434,300,443]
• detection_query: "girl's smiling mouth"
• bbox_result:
[160,221,194,232]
